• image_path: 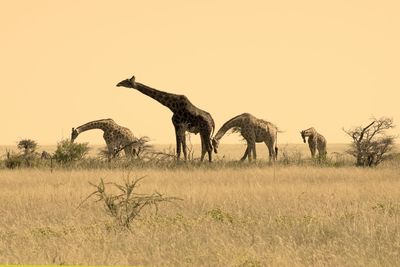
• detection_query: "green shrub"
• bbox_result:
[53,139,89,164]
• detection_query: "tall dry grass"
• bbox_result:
[0,165,399,266]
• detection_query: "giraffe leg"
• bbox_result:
[124,146,134,159]
[270,145,276,161]
[182,132,188,161]
[247,142,254,162]
[175,125,187,161]
[265,141,273,162]
[308,142,315,158]
[106,143,115,161]
[251,142,257,161]
[246,132,256,162]
[319,149,327,160]
[203,134,213,162]
[175,129,182,161]
[207,143,212,162]
[319,143,327,159]
[251,143,257,160]
[248,146,253,162]
[311,147,316,158]
[200,136,206,162]
[240,146,249,161]
[270,139,278,161]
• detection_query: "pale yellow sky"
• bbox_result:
[1,1,399,145]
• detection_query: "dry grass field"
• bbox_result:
[0,144,399,266]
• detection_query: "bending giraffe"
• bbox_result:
[117,75,215,162]
[212,113,278,162]
[71,118,138,159]
[300,127,327,158]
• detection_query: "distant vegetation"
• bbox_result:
[1,142,399,170]
[1,116,398,170]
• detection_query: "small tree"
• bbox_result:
[16,139,40,167]
[17,139,37,156]
[343,117,396,167]
[53,139,89,164]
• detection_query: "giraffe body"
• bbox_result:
[212,113,278,162]
[300,127,327,158]
[117,76,215,162]
[71,119,138,159]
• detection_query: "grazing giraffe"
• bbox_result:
[117,75,215,162]
[300,127,327,158]
[71,118,138,159]
[212,113,278,162]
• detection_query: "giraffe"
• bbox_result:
[117,75,215,162]
[71,118,138,159]
[300,127,327,158]
[212,113,278,162]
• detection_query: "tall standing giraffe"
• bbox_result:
[117,75,215,162]
[71,118,138,159]
[300,127,327,158]
[212,113,278,162]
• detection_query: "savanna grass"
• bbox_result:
[0,164,399,266]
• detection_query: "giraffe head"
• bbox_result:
[116,75,136,88]
[211,138,219,154]
[71,127,79,142]
[300,130,306,143]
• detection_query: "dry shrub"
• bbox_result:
[344,117,396,167]
[80,175,181,228]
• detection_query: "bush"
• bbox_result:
[79,176,181,228]
[4,152,23,169]
[17,139,38,155]
[53,139,89,164]
[3,139,41,168]
[344,117,396,167]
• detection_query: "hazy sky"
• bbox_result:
[1,1,399,145]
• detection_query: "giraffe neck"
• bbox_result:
[76,119,114,134]
[134,82,183,111]
[214,114,245,141]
